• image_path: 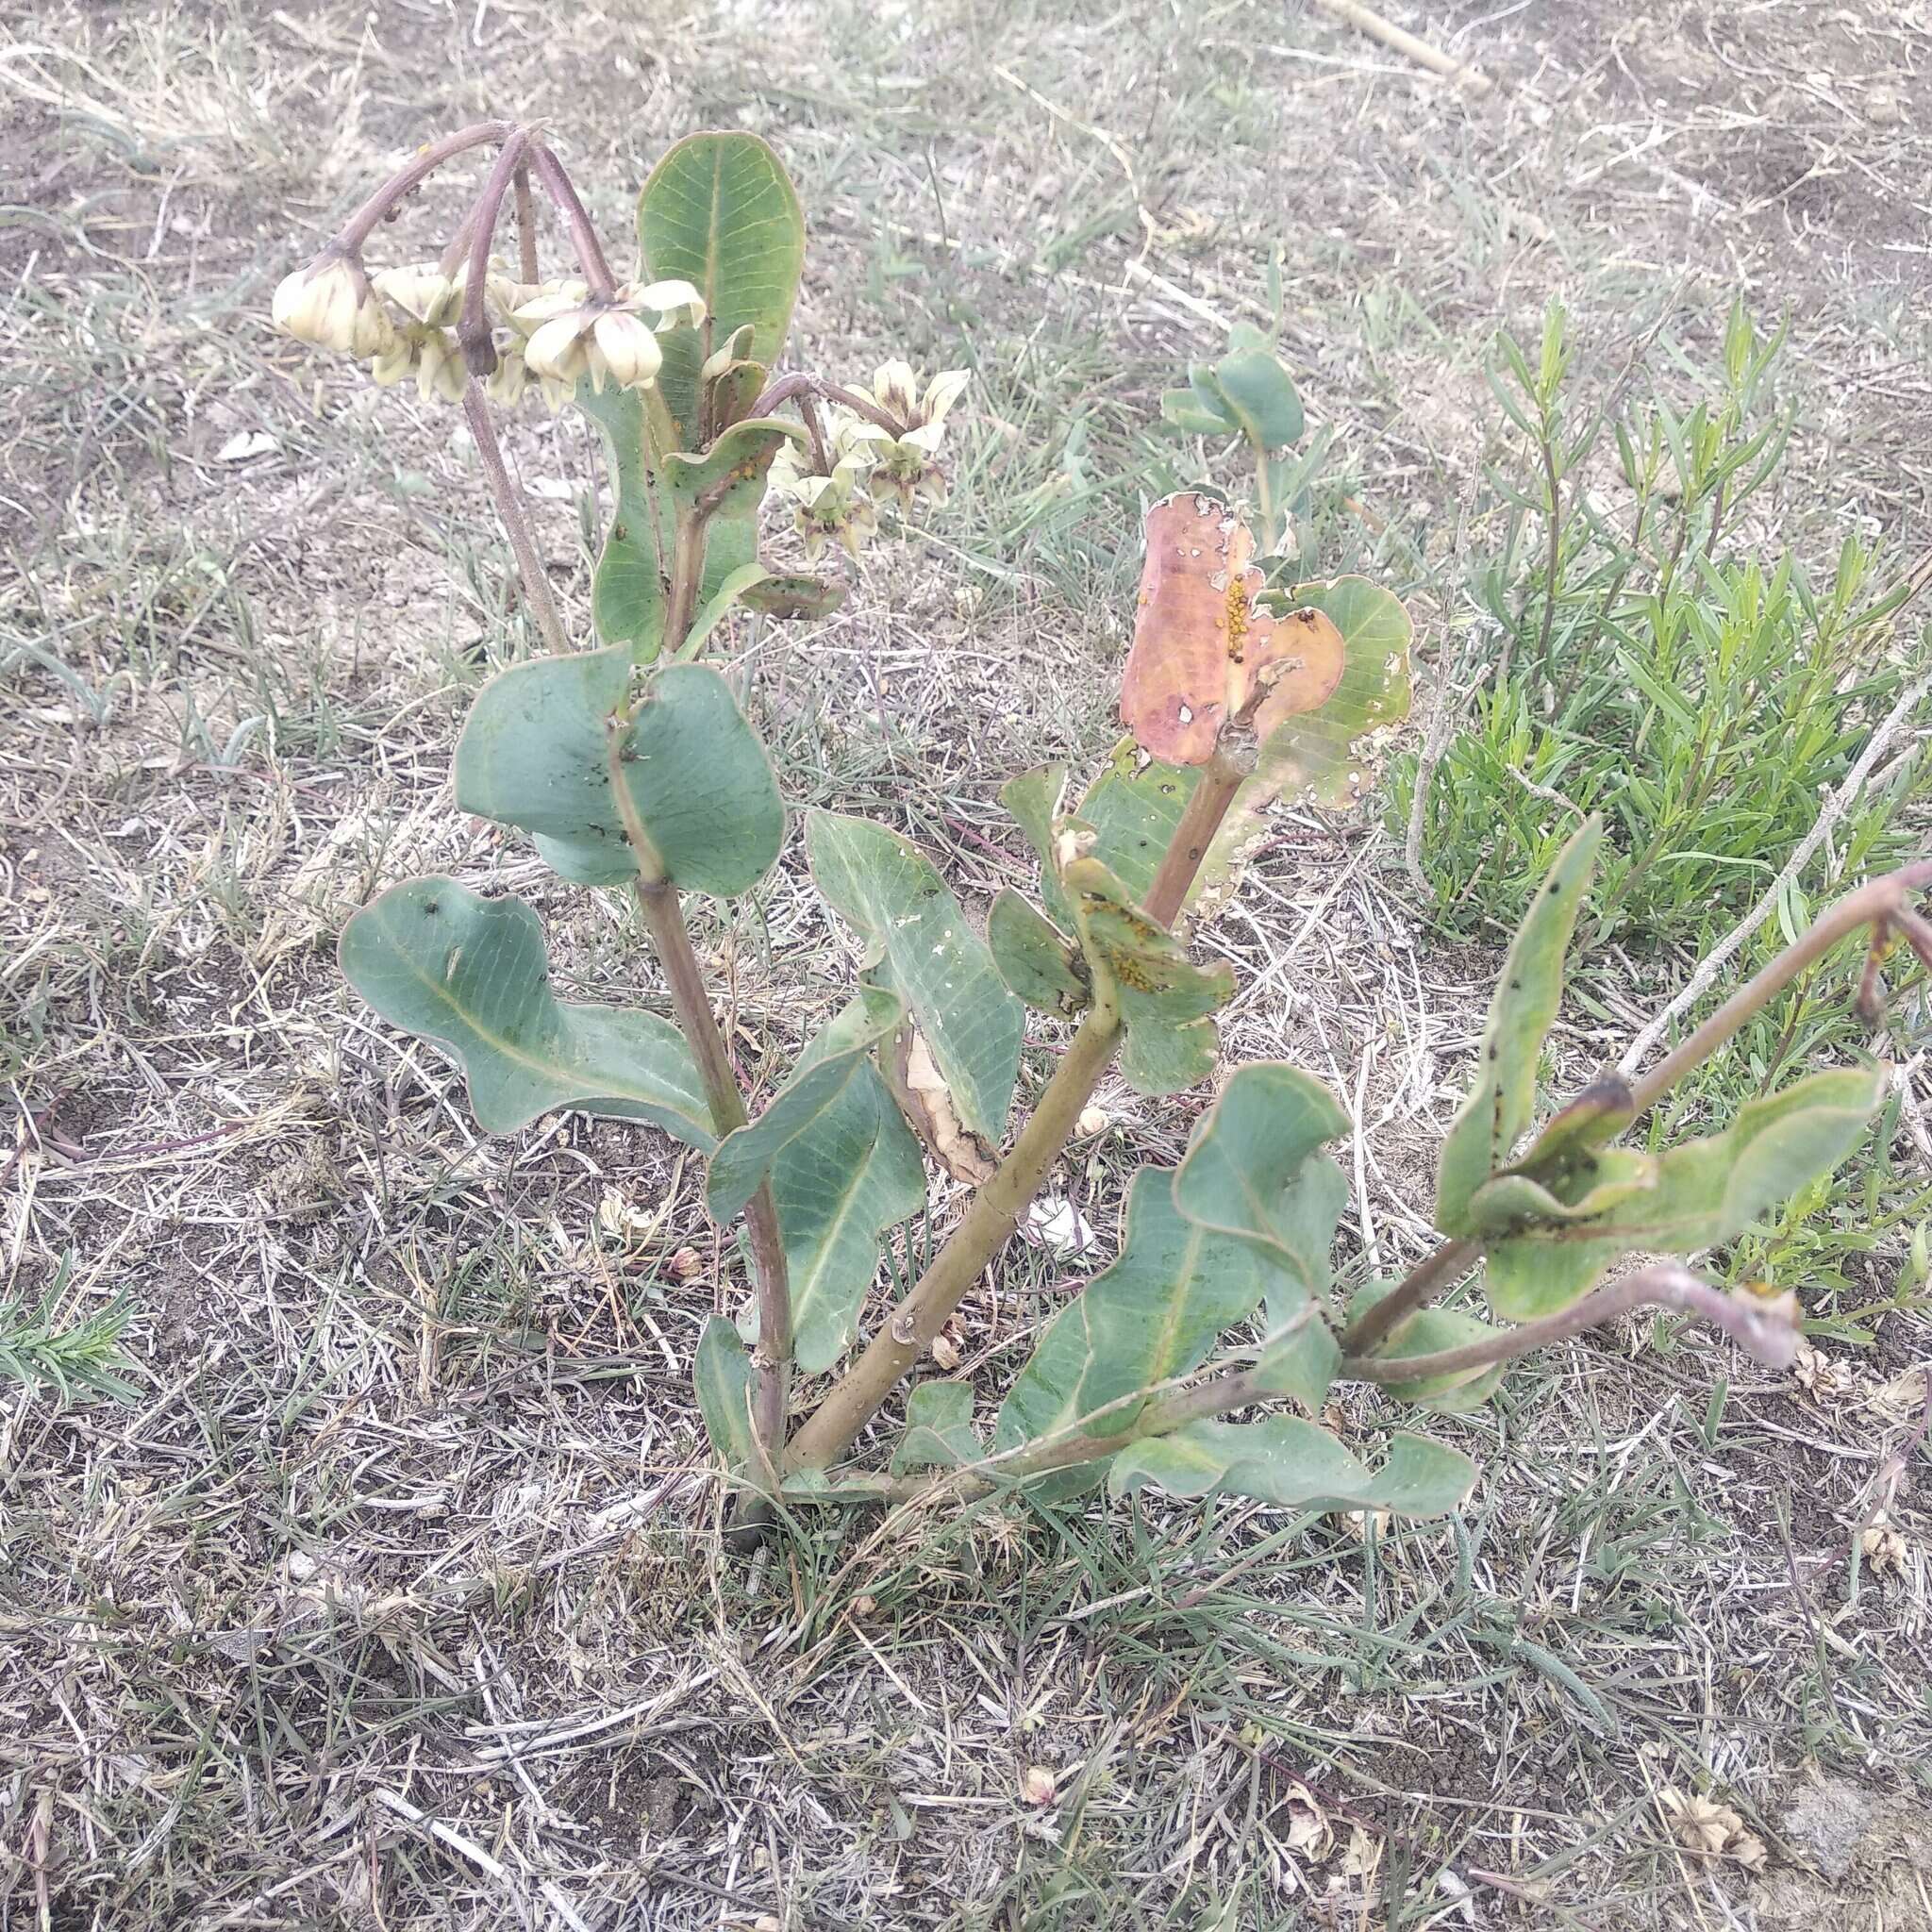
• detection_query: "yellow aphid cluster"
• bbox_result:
[271,255,706,409]
[765,360,969,560]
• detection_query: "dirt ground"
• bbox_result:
[3,2,1930,1928]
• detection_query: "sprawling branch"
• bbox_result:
[1341,858,1932,1361]
[1341,1261,1801,1386]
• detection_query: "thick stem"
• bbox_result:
[609,486,792,1465]
[785,1009,1122,1472]
[1341,1262,1801,1382]
[1143,751,1244,927]
[662,510,705,655]
[526,145,618,300]
[335,121,516,256]
[1338,1234,1476,1358]
[458,130,531,375]
[1624,859,1932,1114]
[790,731,1259,1474]
[459,380,570,658]
[630,876,793,1455]
[799,1316,1321,1507]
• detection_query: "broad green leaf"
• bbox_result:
[1064,858,1231,1095]
[706,989,904,1220]
[576,385,669,657]
[694,1316,759,1475]
[891,1381,983,1474]
[1109,1419,1474,1518]
[1210,344,1304,449]
[710,992,924,1374]
[637,131,807,447]
[456,654,784,897]
[575,405,798,662]
[1347,1280,1503,1413]
[737,572,848,621]
[1160,390,1237,437]
[1435,818,1603,1236]
[995,1168,1278,1464]
[680,562,774,659]
[807,811,1025,1142]
[1000,764,1074,930]
[1482,1065,1887,1320]
[988,889,1090,1017]
[1251,1304,1341,1412]
[1173,1063,1351,1290]
[339,877,712,1146]
[1075,745,1199,911]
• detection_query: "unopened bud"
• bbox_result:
[414,330,466,404]
[591,309,664,391]
[273,258,392,358]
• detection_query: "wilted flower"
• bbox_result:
[273,257,393,357]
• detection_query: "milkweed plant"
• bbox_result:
[273,121,1932,1533]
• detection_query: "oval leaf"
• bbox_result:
[1109,1419,1474,1518]
[456,653,784,897]
[1435,817,1603,1236]
[339,877,712,1145]
[638,131,807,447]
[995,1167,1279,1465]
[1173,1062,1351,1290]
[806,811,1025,1142]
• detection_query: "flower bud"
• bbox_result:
[524,311,592,388]
[590,310,664,391]
[414,329,467,404]
[273,258,392,358]
[485,346,527,408]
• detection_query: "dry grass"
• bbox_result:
[3,2,1931,1927]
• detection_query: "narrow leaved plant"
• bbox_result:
[276,125,1932,1537]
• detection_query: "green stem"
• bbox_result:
[788,741,1257,1474]
[784,1007,1122,1472]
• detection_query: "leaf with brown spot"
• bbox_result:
[1120,494,1347,765]
[886,1028,996,1183]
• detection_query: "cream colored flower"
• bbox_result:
[372,262,465,330]
[413,329,467,405]
[272,258,393,357]
[866,360,969,432]
[485,345,528,408]
[774,457,879,562]
[520,279,700,394]
[849,363,969,507]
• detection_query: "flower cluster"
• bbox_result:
[764,361,969,560]
[271,254,706,409]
